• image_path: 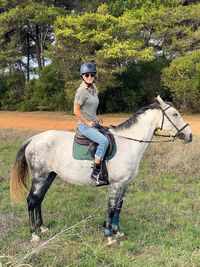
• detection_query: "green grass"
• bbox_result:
[0,129,200,267]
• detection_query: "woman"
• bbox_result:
[74,62,109,186]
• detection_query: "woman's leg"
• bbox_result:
[78,124,109,161]
[78,124,109,185]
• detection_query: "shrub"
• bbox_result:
[0,70,26,110]
[162,50,200,112]
[21,64,67,111]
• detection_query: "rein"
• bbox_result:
[109,104,189,144]
[110,133,177,143]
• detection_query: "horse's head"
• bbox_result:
[155,95,192,143]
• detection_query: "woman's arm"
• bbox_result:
[73,103,94,127]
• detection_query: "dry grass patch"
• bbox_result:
[146,137,200,177]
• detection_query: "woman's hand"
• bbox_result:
[93,118,103,125]
[87,121,94,127]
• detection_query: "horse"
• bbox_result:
[10,96,192,245]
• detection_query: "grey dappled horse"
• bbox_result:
[10,96,192,244]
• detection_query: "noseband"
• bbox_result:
[159,104,189,139]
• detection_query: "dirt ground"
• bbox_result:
[0,111,200,135]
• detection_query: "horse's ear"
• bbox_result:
[154,95,164,105]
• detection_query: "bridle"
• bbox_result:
[110,104,189,143]
[157,104,189,140]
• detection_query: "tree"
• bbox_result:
[162,50,200,112]
[99,57,169,113]
[0,0,199,112]
[51,4,154,90]
[139,2,200,57]
[21,64,67,111]
[0,0,60,78]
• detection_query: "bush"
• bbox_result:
[21,64,67,111]
[0,70,26,110]
[162,50,200,112]
[99,58,169,113]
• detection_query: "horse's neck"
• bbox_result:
[112,109,160,141]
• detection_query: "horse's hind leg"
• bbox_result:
[27,171,56,242]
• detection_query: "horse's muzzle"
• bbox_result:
[177,132,193,143]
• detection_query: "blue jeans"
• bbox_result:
[78,124,109,160]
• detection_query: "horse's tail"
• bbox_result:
[10,139,32,203]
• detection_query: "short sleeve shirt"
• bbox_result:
[74,83,99,125]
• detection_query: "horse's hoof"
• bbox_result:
[106,236,117,246]
[40,226,49,233]
[115,231,126,241]
[111,224,119,232]
[31,233,40,243]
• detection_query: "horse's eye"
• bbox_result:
[173,112,178,117]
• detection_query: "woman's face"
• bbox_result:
[82,73,96,84]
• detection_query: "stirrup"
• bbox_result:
[91,172,108,186]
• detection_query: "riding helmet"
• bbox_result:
[80,62,97,75]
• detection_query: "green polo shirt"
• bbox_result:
[74,83,99,125]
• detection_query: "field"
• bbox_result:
[0,111,200,135]
[0,112,200,267]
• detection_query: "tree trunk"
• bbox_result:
[27,34,30,81]
[35,24,43,72]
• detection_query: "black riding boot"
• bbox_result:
[91,163,108,186]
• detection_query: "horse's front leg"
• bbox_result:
[104,183,127,244]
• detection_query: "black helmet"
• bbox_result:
[80,62,96,75]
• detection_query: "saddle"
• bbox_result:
[73,125,116,160]
[73,125,116,185]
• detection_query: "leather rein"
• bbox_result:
[110,104,189,144]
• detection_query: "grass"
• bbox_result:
[0,129,200,267]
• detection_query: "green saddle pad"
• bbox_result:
[73,141,117,161]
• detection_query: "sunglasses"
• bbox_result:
[83,73,96,78]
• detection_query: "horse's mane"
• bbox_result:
[111,103,160,131]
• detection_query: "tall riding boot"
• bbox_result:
[91,163,108,186]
